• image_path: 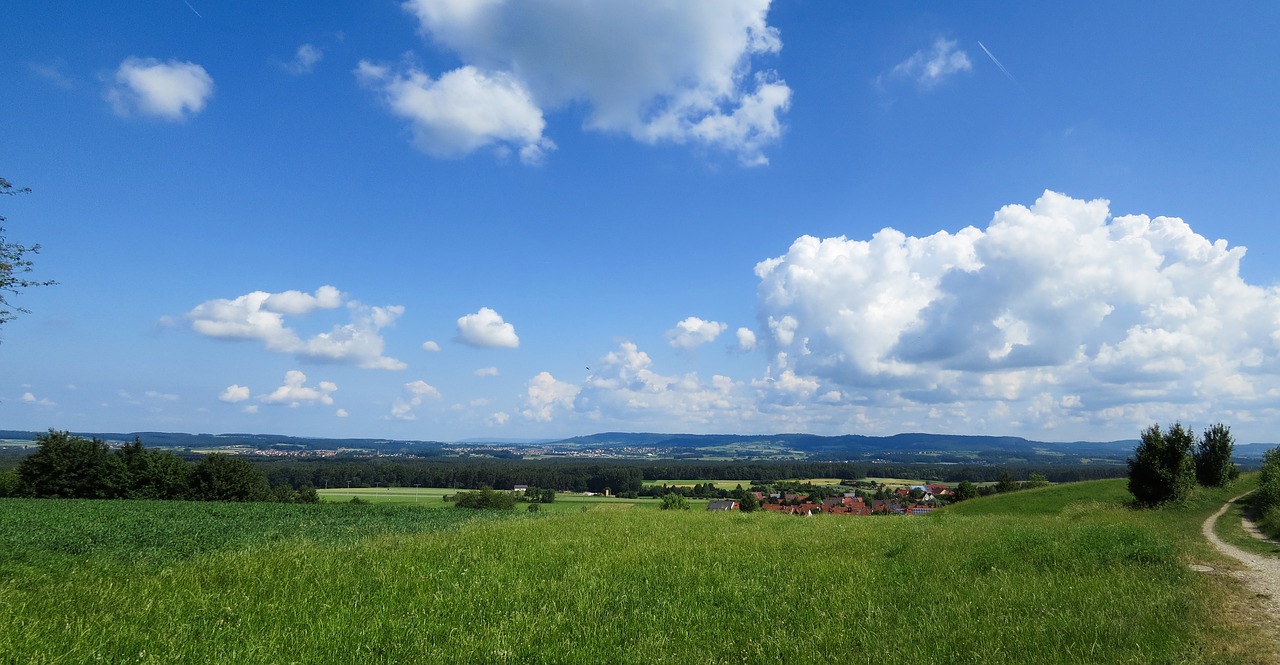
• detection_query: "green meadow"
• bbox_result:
[1,479,1273,663]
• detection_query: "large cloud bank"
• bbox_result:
[362,0,789,165]
[753,190,1280,433]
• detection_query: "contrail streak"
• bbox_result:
[183,0,203,18]
[978,41,1017,84]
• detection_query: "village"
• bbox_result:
[706,483,953,516]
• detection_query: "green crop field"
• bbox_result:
[0,480,1273,663]
[317,487,675,513]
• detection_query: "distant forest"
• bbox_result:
[255,458,1128,494]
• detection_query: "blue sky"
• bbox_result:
[4,1,1280,443]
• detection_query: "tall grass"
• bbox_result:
[0,481,1269,663]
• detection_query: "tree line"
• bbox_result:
[0,431,317,503]
[254,457,1124,494]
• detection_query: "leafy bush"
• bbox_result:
[1127,423,1196,507]
[453,488,517,510]
[660,493,689,510]
[1254,447,1280,518]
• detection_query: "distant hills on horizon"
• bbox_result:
[2,428,1273,462]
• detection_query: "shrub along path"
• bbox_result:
[1202,494,1280,643]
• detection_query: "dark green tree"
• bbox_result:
[0,469,19,497]
[17,430,124,498]
[953,480,979,501]
[732,486,759,513]
[995,471,1017,494]
[1193,423,1238,488]
[1,177,56,330]
[114,438,190,499]
[453,488,517,509]
[1255,447,1280,515]
[188,454,271,502]
[1127,423,1196,507]
[660,493,690,510]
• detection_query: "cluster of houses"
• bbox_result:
[707,483,953,516]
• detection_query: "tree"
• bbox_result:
[1,178,56,330]
[115,437,189,499]
[17,430,124,498]
[1194,423,1239,488]
[953,480,979,501]
[188,453,271,502]
[1255,447,1280,515]
[1127,423,1196,507]
[732,486,759,513]
[660,493,690,510]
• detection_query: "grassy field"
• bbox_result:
[642,479,754,490]
[0,481,1274,663]
[317,487,677,513]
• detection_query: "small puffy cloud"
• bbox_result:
[219,385,251,403]
[285,44,323,75]
[454,307,519,348]
[145,391,179,401]
[422,340,441,352]
[386,0,789,165]
[335,408,349,418]
[881,38,971,90]
[487,411,510,426]
[186,286,406,370]
[390,379,442,420]
[521,371,580,422]
[666,316,728,350]
[736,327,757,351]
[357,62,554,165]
[474,366,499,377]
[107,57,214,121]
[243,404,260,414]
[754,190,1280,436]
[261,370,337,408]
[21,392,56,407]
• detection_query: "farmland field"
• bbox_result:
[317,487,677,513]
[0,481,1274,663]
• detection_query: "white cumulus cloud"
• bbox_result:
[667,316,728,350]
[754,190,1280,435]
[422,340,441,352]
[474,366,499,377]
[107,57,214,120]
[219,385,251,403]
[521,371,580,422]
[357,62,554,165]
[736,327,757,351]
[390,379,442,420]
[378,0,789,165]
[186,286,406,370]
[455,307,519,348]
[261,370,337,408]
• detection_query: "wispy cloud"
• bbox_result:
[880,38,972,90]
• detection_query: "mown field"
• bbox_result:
[1,480,1273,663]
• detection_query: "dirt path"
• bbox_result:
[1201,494,1280,639]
